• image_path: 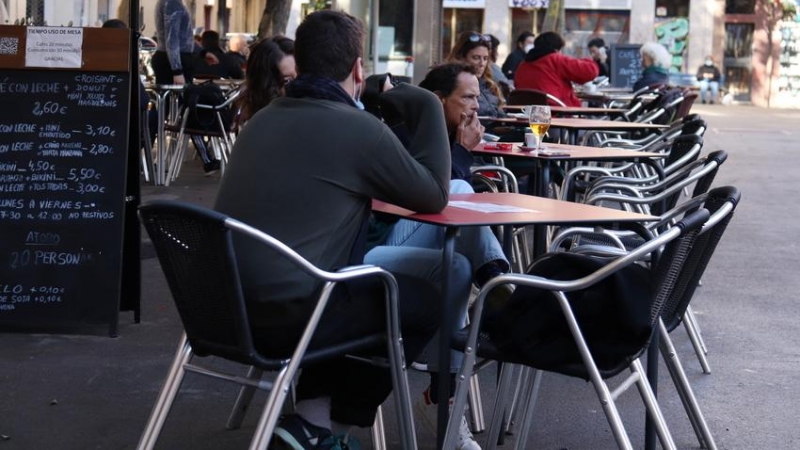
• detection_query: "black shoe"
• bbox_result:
[701,100,707,104]
[709,100,715,104]
[203,159,220,176]
[270,414,332,450]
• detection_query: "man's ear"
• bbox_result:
[353,57,364,84]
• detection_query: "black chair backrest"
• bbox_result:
[139,200,259,365]
[507,88,548,106]
[661,186,741,332]
[653,149,726,217]
[663,134,703,173]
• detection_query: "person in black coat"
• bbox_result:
[193,30,244,79]
[587,37,609,78]
[501,31,535,80]
[696,55,722,104]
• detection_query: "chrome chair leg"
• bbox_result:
[631,358,677,450]
[684,306,712,374]
[512,369,542,450]
[659,320,718,449]
[226,366,264,430]
[484,362,517,450]
[468,373,486,433]
[370,405,387,450]
[136,334,193,450]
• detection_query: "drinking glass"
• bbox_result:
[526,105,551,151]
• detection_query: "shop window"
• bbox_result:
[441,8,484,60]
[725,0,756,15]
[26,0,44,25]
[724,22,754,58]
[510,8,545,42]
[655,0,689,18]
[563,9,629,57]
[379,0,413,56]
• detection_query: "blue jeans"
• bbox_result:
[381,180,510,278]
[366,180,510,372]
[699,79,719,103]
[364,246,471,372]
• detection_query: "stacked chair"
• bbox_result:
[445,207,713,450]
[162,82,242,185]
[456,100,737,448]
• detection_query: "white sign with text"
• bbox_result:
[25,27,83,69]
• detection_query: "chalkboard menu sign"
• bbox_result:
[0,26,132,335]
[610,43,642,89]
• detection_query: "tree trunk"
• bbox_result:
[258,0,292,38]
[117,0,130,24]
[542,0,564,34]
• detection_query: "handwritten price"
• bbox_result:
[84,124,115,137]
[32,101,68,116]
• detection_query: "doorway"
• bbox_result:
[723,22,754,102]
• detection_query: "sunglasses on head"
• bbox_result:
[468,32,491,43]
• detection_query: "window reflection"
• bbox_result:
[725,0,756,15]
[724,23,754,58]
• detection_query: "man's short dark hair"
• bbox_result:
[294,10,364,82]
[201,30,221,49]
[587,37,606,49]
[102,19,126,29]
[419,62,475,97]
[516,31,535,46]
[534,31,565,52]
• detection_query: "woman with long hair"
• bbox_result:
[446,31,505,117]
[237,35,297,124]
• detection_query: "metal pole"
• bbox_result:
[217,0,228,35]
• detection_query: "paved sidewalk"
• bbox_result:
[1,104,799,449]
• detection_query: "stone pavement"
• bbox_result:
[1,104,799,449]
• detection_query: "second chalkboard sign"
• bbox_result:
[610,43,642,89]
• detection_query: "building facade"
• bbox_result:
[2,0,797,107]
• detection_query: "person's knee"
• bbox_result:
[450,179,475,194]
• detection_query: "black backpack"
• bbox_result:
[182,81,231,132]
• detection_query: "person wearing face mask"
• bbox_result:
[502,31,535,80]
[696,55,722,104]
[447,31,506,117]
[215,10,455,448]
[587,37,609,78]
[514,31,598,107]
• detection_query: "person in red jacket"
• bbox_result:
[513,31,598,107]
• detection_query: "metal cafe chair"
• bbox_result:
[445,208,712,450]
[507,88,567,107]
[136,200,417,450]
[549,186,740,450]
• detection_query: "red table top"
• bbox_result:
[373,193,656,227]
[473,142,664,161]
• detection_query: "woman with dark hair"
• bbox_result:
[514,31,598,106]
[446,31,505,117]
[237,35,296,124]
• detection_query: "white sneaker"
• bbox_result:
[456,414,481,450]
[414,388,481,450]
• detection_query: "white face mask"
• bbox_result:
[523,44,534,53]
[704,59,712,66]
[353,76,365,110]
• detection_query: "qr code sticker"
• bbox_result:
[0,37,19,55]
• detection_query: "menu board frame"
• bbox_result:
[0,25,135,336]
[610,43,643,89]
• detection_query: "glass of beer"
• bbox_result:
[527,105,551,151]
